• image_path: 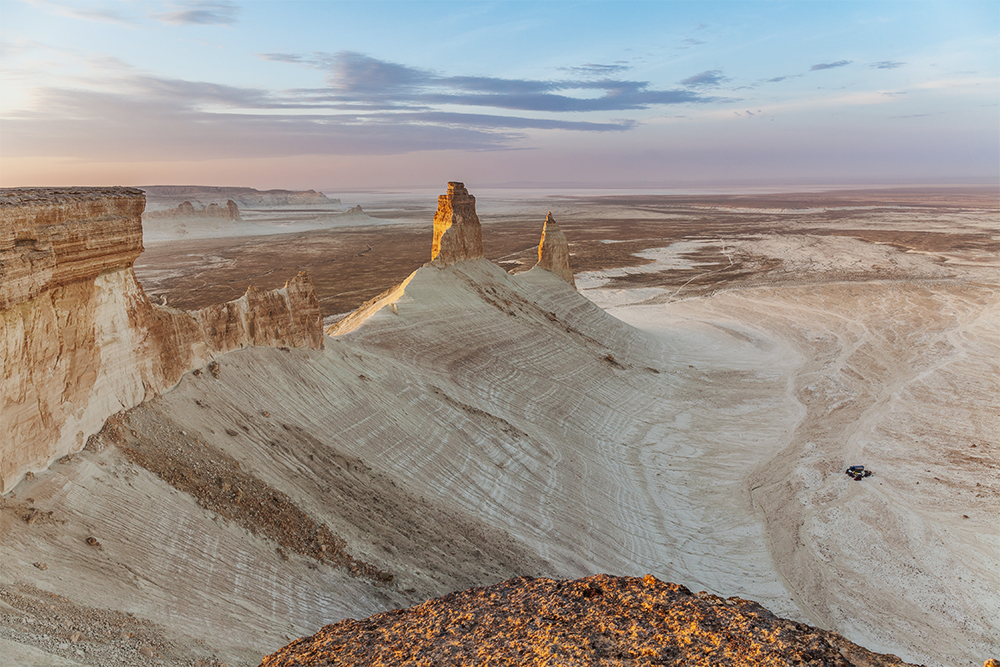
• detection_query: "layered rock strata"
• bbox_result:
[261,574,918,666]
[536,211,576,286]
[0,188,322,493]
[0,187,145,310]
[430,182,483,266]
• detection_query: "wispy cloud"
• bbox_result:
[679,69,729,88]
[260,53,306,64]
[810,60,852,71]
[21,0,138,25]
[263,51,719,112]
[388,111,634,132]
[2,87,522,158]
[871,61,905,70]
[155,1,239,26]
[559,63,631,77]
[4,50,716,160]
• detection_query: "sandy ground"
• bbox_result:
[2,187,998,666]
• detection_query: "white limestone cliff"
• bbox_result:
[0,188,323,493]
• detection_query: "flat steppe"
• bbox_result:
[2,186,997,667]
[134,186,997,316]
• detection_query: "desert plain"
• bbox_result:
[1,185,997,666]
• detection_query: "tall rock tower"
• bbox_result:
[536,212,575,286]
[431,182,483,266]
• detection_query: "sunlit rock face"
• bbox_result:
[536,211,576,286]
[430,182,483,266]
[0,188,322,493]
[260,574,918,666]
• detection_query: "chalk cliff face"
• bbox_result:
[430,182,483,266]
[0,188,145,310]
[0,188,322,493]
[536,211,575,286]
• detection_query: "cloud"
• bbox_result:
[297,51,718,112]
[559,63,631,76]
[3,50,727,161]
[260,53,307,64]
[21,0,138,25]
[810,60,852,71]
[389,112,635,132]
[2,88,522,158]
[327,51,434,98]
[155,1,239,26]
[679,69,729,88]
[871,61,905,70]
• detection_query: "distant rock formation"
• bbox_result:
[261,574,918,666]
[0,188,323,493]
[536,211,575,286]
[431,182,483,266]
[144,199,242,221]
[343,204,364,216]
[141,186,339,208]
[329,182,581,338]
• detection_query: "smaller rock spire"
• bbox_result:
[430,182,483,266]
[536,212,575,286]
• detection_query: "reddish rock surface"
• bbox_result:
[536,211,575,286]
[260,574,920,667]
[431,182,483,266]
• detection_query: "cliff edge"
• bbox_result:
[0,187,323,493]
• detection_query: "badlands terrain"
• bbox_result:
[1,184,997,666]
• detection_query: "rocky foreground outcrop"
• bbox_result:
[261,574,919,666]
[0,187,323,492]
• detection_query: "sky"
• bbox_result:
[1,0,997,191]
